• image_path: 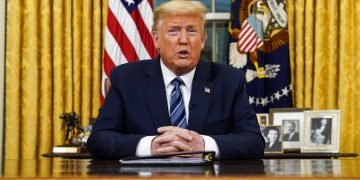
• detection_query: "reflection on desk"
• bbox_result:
[1,158,360,179]
[88,162,216,177]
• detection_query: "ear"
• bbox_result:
[152,31,160,48]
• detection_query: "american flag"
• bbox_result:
[102,0,157,102]
[238,14,263,52]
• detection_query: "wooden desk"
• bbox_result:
[2,158,360,179]
[42,152,358,159]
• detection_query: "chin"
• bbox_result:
[173,64,194,75]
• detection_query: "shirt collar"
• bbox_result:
[160,59,195,90]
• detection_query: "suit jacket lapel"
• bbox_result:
[143,58,171,128]
[188,60,212,132]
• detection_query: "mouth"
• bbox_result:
[177,50,190,58]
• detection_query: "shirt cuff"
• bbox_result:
[136,136,157,157]
[201,135,220,158]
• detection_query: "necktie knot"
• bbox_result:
[171,77,184,88]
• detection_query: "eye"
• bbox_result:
[188,28,198,36]
[168,29,178,36]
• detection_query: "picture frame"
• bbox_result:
[256,113,269,126]
[301,110,341,153]
[260,125,283,153]
[270,108,311,152]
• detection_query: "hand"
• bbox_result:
[151,126,205,157]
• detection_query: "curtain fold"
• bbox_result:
[5,0,107,159]
[288,0,360,153]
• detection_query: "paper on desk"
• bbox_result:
[120,157,209,165]
[119,151,215,166]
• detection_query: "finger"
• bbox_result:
[157,140,192,152]
[161,131,193,142]
[168,140,192,151]
[158,127,192,141]
[158,140,189,148]
[158,126,189,134]
[157,126,177,133]
[156,146,179,153]
[154,134,188,144]
[188,130,202,140]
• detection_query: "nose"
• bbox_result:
[179,30,188,45]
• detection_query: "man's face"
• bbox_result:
[285,122,295,133]
[152,14,205,75]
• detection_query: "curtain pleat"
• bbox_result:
[338,0,360,153]
[5,0,21,159]
[5,0,105,160]
[303,0,314,108]
[38,0,53,157]
[289,0,360,153]
[21,0,40,159]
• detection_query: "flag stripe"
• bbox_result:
[102,0,157,102]
[139,0,154,32]
[239,22,250,37]
[238,20,263,52]
[240,32,256,51]
[244,35,257,52]
[239,25,254,48]
[107,8,139,62]
[240,33,255,50]
[130,8,157,58]
[238,24,251,44]
[137,0,157,57]
[103,51,116,76]
[104,27,126,66]
[109,0,151,60]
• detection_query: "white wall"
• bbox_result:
[0,0,5,160]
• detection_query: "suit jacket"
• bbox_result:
[283,132,299,141]
[87,58,264,160]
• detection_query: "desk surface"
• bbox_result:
[2,158,360,179]
[42,152,358,159]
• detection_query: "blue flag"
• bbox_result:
[228,0,292,113]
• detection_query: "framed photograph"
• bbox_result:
[270,108,310,152]
[260,125,283,153]
[256,113,269,126]
[301,110,341,153]
[269,108,311,125]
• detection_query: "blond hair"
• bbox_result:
[152,0,207,34]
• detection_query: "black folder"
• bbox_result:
[119,151,215,166]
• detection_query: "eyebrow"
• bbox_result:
[168,24,198,29]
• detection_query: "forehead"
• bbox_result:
[286,122,294,126]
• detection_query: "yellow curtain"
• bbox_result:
[288,0,360,153]
[5,0,108,159]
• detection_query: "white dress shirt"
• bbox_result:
[135,60,219,157]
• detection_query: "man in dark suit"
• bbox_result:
[87,0,264,160]
[283,121,299,141]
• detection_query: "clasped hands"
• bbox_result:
[151,126,205,157]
